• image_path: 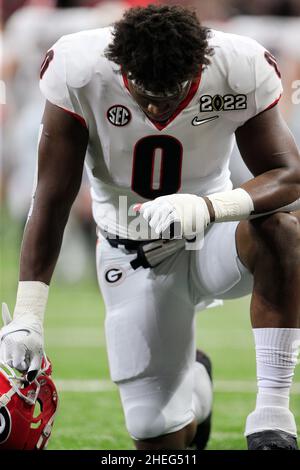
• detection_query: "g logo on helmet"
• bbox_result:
[0,407,12,444]
[104,267,125,285]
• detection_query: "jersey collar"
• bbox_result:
[122,68,202,131]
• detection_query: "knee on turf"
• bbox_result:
[124,404,186,441]
[125,405,169,440]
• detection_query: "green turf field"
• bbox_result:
[1,215,299,450]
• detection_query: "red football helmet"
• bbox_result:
[0,357,58,450]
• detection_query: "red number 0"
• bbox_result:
[131,135,183,199]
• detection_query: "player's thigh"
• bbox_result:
[96,239,197,438]
[191,221,253,301]
[96,238,196,380]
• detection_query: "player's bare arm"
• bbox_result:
[234,106,300,326]
[236,105,300,213]
[20,101,88,284]
[0,101,88,380]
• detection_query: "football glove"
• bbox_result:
[0,303,44,382]
[138,189,255,238]
[139,194,211,238]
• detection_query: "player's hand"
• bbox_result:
[0,303,44,382]
[136,194,211,237]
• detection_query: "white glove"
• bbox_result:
[0,303,44,381]
[140,194,211,238]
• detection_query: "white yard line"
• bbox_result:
[55,379,300,394]
[55,379,115,392]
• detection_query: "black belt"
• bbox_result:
[98,228,187,270]
[106,237,151,251]
[98,228,155,269]
[98,229,152,249]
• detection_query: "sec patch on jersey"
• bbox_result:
[107,105,131,127]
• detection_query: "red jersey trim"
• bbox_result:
[122,69,202,131]
[58,106,88,129]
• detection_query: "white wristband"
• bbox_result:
[14,281,49,324]
[207,188,254,222]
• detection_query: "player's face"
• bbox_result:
[127,79,192,122]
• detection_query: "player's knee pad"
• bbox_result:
[118,375,194,441]
[124,403,191,441]
[124,404,168,440]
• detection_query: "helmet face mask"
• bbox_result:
[129,78,191,99]
[0,359,58,450]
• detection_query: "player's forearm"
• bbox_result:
[241,167,300,214]
[19,201,71,284]
[0,200,69,380]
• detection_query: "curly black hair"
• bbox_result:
[105,4,214,93]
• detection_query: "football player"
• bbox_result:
[1,5,300,450]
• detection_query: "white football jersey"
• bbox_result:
[39,27,282,238]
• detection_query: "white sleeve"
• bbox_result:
[39,38,86,125]
[253,44,283,116]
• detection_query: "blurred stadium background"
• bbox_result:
[0,0,299,450]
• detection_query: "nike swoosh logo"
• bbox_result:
[192,115,219,126]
